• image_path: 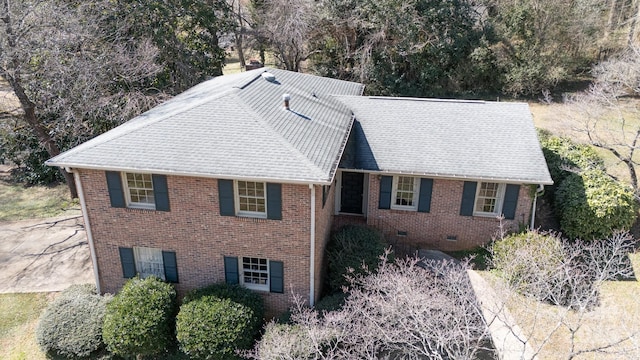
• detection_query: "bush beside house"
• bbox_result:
[102,276,177,358]
[176,283,264,360]
[539,132,638,239]
[36,284,112,359]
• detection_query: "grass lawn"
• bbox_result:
[483,252,640,359]
[0,179,78,222]
[0,293,51,360]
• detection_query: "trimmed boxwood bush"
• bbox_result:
[36,284,111,359]
[326,225,387,292]
[177,297,255,360]
[555,170,638,240]
[176,284,264,360]
[314,292,348,314]
[102,276,176,358]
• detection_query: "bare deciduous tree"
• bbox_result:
[490,230,639,359]
[0,0,165,197]
[251,253,493,359]
[571,45,640,195]
[253,0,319,72]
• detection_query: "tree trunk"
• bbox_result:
[5,75,78,198]
[235,1,246,69]
[628,0,640,47]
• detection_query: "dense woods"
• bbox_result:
[2,0,640,191]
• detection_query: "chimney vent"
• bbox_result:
[283,94,291,110]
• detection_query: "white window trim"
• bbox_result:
[473,182,506,217]
[234,180,267,218]
[391,176,420,211]
[239,256,269,291]
[123,172,156,210]
[133,246,165,280]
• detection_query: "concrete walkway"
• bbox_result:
[418,249,536,360]
[0,214,94,293]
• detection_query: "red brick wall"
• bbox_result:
[366,176,532,251]
[79,169,312,316]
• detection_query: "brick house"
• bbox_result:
[47,68,552,314]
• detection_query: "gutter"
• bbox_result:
[309,184,316,307]
[71,169,101,293]
[530,184,545,230]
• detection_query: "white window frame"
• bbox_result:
[239,256,269,291]
[235,180,267,218]
[133,246,165,280]
[123,172,155,210]
[473,182,506,217]
[391,176,420,211]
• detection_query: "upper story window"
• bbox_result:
[236,181,267,217]
[392,176,420,211]
[124,172,155,209]
[474,182,505,216]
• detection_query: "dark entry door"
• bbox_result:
[340,172,364,214]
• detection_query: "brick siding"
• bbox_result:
[79,169,320,316]
[366,176,533,251]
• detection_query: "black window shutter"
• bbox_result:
[162,251,179,283]
[460,181,477,216]
[218,180,235,216]
[119,247,136,278]
[502,184,520,220]
[417,178,433,213]
[224,256,239,284]
[269,260,284,293]
[378,176,392,209]
[266,183,282,220]
[152,175,170,211]
[106,171,125,208]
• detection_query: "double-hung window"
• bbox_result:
[236,181,267,218]
[240,257,269,291]
[133,247,165,280]
[391,176,420,211]
[474,182,505,216]
[124,172,155,209]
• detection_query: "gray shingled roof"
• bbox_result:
[335,96,553,185]
[47,69,364,184]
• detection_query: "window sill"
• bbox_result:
[472,212,500,218]
[242,284,269,292]
[125,207,157,213]
[390,206,417,212]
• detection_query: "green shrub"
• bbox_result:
[36,284,112,359]
[538,134,604,184]
[492,231,564,293]
[314,292,347,314]
[257,323,318,360]
[176,296,259,360]
[181,283,264,320]
[555,170,638,240]
[326,225,387,292]
[102,276,176,358]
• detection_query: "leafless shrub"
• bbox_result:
[250,252,493,360]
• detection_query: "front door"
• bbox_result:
[340,172,364,214]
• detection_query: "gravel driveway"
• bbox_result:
[0,214,94,293]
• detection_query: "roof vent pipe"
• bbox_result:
[283,94,291,110]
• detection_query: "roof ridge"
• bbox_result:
[233,93,329,180]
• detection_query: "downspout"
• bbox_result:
[309,184,316,307]
[72,170,101,293]
[530,184,545,230]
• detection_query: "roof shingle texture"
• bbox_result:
[47,69,364,183]
[335,96,553,184]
